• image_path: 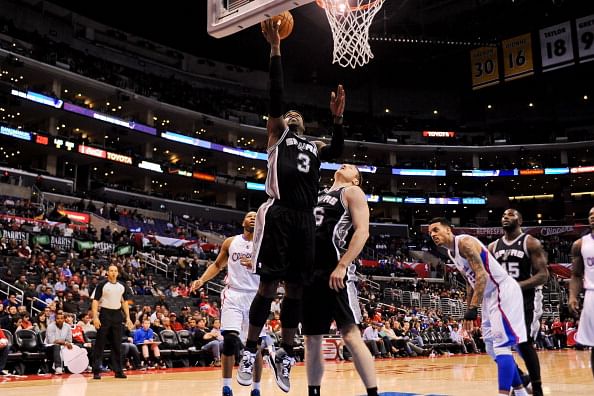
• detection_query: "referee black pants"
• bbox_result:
[93,308,123,374]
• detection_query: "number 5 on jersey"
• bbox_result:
[314,207,325,227]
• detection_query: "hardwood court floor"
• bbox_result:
[1,349,592,396]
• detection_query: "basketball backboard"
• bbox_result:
[207,0,315,38]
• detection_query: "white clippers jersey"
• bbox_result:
[447,234,513,295]
[225,235,260,292]
[580,233,594,291]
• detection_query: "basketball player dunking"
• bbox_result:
[238,18,345,393]
[569,206,594,378]
[428,218,529,396]
[488,209,549,396]
[302,164,378,396]
[191,212,263,396]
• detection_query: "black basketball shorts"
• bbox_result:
[252,198,315,283]
[301,263,362,335]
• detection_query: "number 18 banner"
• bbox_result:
[470,46,500,90]
[576,14,594,63]
[540,21,574,71]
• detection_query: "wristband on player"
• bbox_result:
[463,306,478,321]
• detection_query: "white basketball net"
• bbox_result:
[318,0,385,68]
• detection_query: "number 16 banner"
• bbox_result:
[576,15,594,63]
[540,21,574,72]
[502,33,534,81]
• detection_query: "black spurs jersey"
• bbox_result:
[314,187,354,274]
[492,233,535,305]
[265,128,320,209]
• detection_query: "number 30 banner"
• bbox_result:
[539,21,574,72]
[576,15,594,63]
[470,46,499,90]
[502,33,534,81]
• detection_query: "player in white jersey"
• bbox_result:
[191,212,263,396]
[428,218,529,396]
[569,206,594,378]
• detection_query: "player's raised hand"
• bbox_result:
[330,84,345,117]
[262,18,281,48]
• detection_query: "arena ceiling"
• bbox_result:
[49,0,594,85]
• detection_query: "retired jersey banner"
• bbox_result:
[502,33,534,81]
[576,14,594,63]
[540,21,574,71]
[470,46,500,89]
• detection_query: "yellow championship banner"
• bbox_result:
[502,33,534,81]
[470,46,499,90]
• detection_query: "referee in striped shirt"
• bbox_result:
[91,264,133,379]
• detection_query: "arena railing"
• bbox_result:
[137,251,171,277]
[380,286,467,319]
[0,279,24,306]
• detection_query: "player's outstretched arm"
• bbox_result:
[520,235,549,290]
[262,18,285,148]
[329,186,369,291]
[568,239,584,316]
[190,237,232,292]
[314,85,346,160]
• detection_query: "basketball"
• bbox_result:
[261,11,294,40]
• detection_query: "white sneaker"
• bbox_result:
[237,350,256,386]
[55,367,63,375]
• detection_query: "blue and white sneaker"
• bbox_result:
[222,385,233,396]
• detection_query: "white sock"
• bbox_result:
[252,382,261,391]
[513,387,529,396]
[222,378,232,388]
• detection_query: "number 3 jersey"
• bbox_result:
[313,187,354,277]
[492,233,536,307]
[265,128,320,210]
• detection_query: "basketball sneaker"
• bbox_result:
[222,385,233,396]
[250,390,261,396]
[266,347,295,393]
[237,350,256,386]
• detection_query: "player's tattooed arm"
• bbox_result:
[521,235,549,290]
[569,239,584,316]
[459,236,488,308]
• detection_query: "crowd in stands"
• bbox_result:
[0,223,587,376]
[3,13,594,153]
